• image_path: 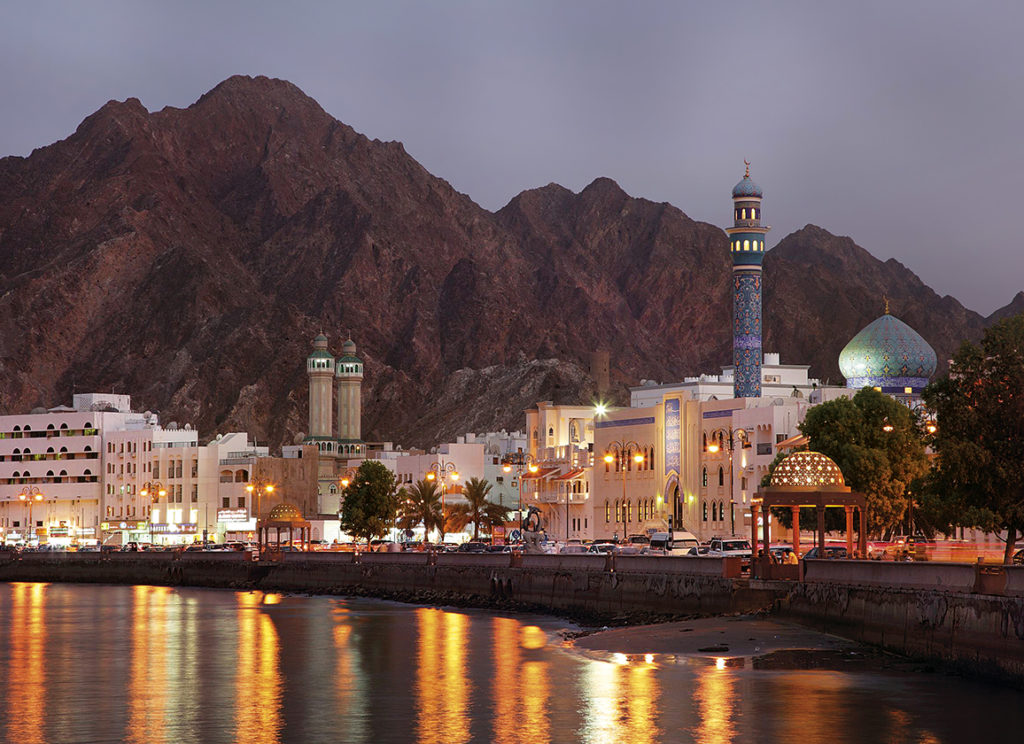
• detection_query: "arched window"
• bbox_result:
[718,467,724,487]
[628,501,633,522]
[702,501,708,521]
[615,500,621,522]
[547,427,554,444]
[605,502,610,523]
[604,457,610,473]
[235,470,248,482]
[702,433,708,451]
[702,468,708,488]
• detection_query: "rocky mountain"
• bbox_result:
[0,76,1010,447]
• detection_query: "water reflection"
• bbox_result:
[693,663,736,744]
[0,587,1020,744]
[579,655,661,743]
[126,585,171,744]
[415,608,471,744]
[234,591,282,743]
[6,583,47,744]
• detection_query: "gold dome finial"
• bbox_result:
[884,296,890,315]
[743,159,750,177]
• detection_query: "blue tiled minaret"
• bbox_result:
[726,162,770,398]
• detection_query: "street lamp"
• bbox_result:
[501,451,538,526]
[140,481,166,545]
[704,427,748,535]
[18,487,43,546]
[246,479,276,524]
[603,440,645,540]
[426,461,459,539]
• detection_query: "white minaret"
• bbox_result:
[335,338,364,456]
[305,334,335,442]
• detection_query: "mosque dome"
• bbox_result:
[839,311,937,392]
[732,174,762,198]
[264,502,305,522]
[338,338,362,364]
[769,451,846,489]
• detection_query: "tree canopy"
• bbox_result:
[793,387,930,535]
[449,477,510,540]
[923,313,1024,563]
[397,478,444,541]
[338,460,399,542]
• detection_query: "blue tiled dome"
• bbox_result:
[732,175,762,198]
[839,313,937,391]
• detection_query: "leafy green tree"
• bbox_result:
[795,387,930,535]
[338,460,399,543]
[397,479,444,540]
[923,314,1024,563]
[449,478,511,540]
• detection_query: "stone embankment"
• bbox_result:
[3,551,1024,681]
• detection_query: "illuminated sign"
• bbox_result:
[217,509,250,523]
[48,527,69,537]
[150,523,197,534]
[664,397,681,478]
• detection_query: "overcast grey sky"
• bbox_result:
[2,1,1022,314]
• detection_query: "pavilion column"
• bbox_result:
[816,504,825,554]
[859,505,868,556]
[751,502,760,558]
[762,502,771,562]
[791,507,801,559]
[845,506,855,557]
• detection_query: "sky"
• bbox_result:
[2,0,1022,315]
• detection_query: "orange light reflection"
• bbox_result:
[126,585,172,744]
[415,608,471,744]
[234,592,282,743]
[7,583,48,744]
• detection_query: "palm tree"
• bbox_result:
[398,479,443,542]
[457,477,511,541]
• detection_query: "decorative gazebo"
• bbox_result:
[257,503,311,552]
[753,450,867,578]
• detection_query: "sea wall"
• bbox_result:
[781,559,1024,682]
[0,551,771,620]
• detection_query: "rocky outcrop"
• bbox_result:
[0,76,1013,448]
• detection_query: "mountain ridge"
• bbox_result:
[0,75,1014,447]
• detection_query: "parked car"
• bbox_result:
[706,538,753,559]
[587,543,616,555]
[558,544,588,554]
[626,534,650,546]
[649,531,700,554]
[803,545,848,559]
[456,542,490,553]
[613,545,642,556]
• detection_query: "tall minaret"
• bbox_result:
[725,162,770,398]
[335,338,364,456]
[306,334,335,440]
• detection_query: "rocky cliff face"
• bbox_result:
[0,76,1009,447]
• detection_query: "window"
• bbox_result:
[605,502,610,523]
[191,485,198,503]
[718,467,724,487]
[702,468,708,488]
[743,240,750,251]
[702,502,708,521]
[615,501,621,522]
[238,497,246,509]
[628,501,633,522]
[222,497,230,508]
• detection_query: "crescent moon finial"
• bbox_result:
[743,159,750,177]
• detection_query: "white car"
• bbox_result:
[706,538,753,564]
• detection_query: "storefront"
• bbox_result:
[217,509,255,543]
[100,520,151,547]
[149,522,199,545]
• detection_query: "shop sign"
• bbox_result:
[217,509,250,523]
[492,526,505,546]
[150,523,198,535]
[48,527,69,537]
[35,528,48,536]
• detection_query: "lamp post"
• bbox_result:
[19,487,43,547]
[705,427,748,536]
[501,451,537,529]
[246,478,276,534]
[140,481,166,545]
[603,440,645,540]
[426,461,459,541]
